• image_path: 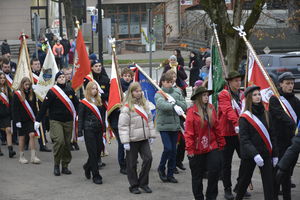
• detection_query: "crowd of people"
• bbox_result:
[1,40,300,200]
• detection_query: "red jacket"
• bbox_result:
[184,103,225,155]
[218,89,243,137]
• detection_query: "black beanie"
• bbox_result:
[55,71,64,81]
[91,59,101,67]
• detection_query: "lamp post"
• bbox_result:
[97,0,103,64]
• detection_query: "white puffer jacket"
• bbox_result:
[118,103,156,144]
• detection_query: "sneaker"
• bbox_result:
[93,174,103,184]
[19,152,29,164]
[140,185,152,193]
[167,176,178,183]
[157,168,168,182]
[129,187,141,194]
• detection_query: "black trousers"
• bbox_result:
[222,135,240,189]
[189,149,222,200]
[176,132,185,166]
[84,129,102,176]
[112,127,126,169]
[236,157,274,200]
[126,140,152,188]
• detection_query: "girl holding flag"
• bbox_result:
[12,77,40,164]
[78,81,105,185]
[0,72,16,158]
[118,82,156,194]
[235,85,278,200]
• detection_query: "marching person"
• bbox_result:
[12,77,40,164]
[218,71,248,199]
[185,86,225,200]
[155,73,187,183]
[119,82,156,194]
[0,72,15,157]
[36,71,79,176]
[188,50,202,87]
[78,81,105,184]
[269,72,300,200]
[235,85,278,200]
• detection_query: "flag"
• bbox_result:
[133,65,158,118]
[34,43,59,101]
[247,51,274,105]
[71,30,91,91]
[12,35,33,90]
[107,52,123,116]
[208,42,225,108]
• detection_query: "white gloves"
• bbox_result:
[77,136,85,142]
[16,122,22,128]
[123,143,130,151]
[167,95,176,104]
[254,154,264,167]
[34,122,40,130]
[234,126,239,134]
[174,105,184,116]
[149,138,154,145]
[273,157,279,167]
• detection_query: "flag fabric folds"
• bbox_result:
[71,30,91,91]
[34,44,59,101]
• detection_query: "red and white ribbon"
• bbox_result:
[33,73,39,84]
[280,96,297,123]
[125,104,149,123]
[81,98,104,131]
[0,92,9,108]
[5,74,13,87]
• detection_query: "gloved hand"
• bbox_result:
[234,126,239,134]
[272,157,279,167]
[167,95,176,104]
[34,122,40,130]
[174,105,184,116]
[149,138,154,145]
[254,154,264,167]
[123,143,130,151]
[276,168,288,184]
[77,136,84,142]
[16,122,22,128]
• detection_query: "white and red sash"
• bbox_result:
[51,85,77,138]
[15,91,40,136]
[125,104,149,123]
[241,110,272,155]
[231,99,242,115]
[85,75,104,94]
[280,96,297,123]
[81,98,104,131]
[32,73,39,84]
[5,74,13,88]
[0,92,9,108]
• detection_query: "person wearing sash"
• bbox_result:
[269,72,300,200]
[235,85,278,200]
[218,71,248,200]
[78,81,105,184]
[155,73,187,183]
[119,82,156,194]
[185,86,225,200]
[36,71,79,176]
[0,72,16,158]
[12,77,41,164]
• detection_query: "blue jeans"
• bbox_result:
[158,131,178,177]
[62,54,69,68]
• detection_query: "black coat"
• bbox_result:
[163,64,187,90]
[269,90,300,150]
[12,91,37,123]
[36,84,79,122]
[188,56,202,87]
[177,56,184,67]
[239,104,278,159]
[0,90,12,119]
[78,101,106,136]
[60,39,71,55]
[1,42,10,55]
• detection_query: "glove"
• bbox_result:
[254,154,264,167]
[34,122,40,130]
[77,136,84,142]
[16,122,22,128]
[276,168,288,184]
[272,157,279,167]
[174,105,184,116]
[123,143,130,151]
[166,94,176,104]
[149,138,154,145]
[234,126,239,134]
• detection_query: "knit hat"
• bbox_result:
[55,71,64,81]
[91,59,101,67]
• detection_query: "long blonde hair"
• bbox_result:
[0,72,12,97]
[85,81,102,106]
[194,93,214,128]
[125,82,148,112]
[17,77,33,101]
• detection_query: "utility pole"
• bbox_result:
[58,0,63,38]
[148,7,153,78]
[97,0,103,64]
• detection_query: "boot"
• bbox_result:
[72,142,80,151]
[30,150,41,164]
[224,187,234,200]
[92,174,103,184]
[8,146,16,158]
[19,152,29,164]
[54,164,60,176]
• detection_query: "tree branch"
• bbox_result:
[244,0,266,36]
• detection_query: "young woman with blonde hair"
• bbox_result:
[78,81,105,184]
[119,82,156,194]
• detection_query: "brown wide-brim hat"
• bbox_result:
[191,86,214,100]
[225,71,244,81]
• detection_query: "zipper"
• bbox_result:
[141,116,146,139]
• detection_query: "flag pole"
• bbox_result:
[244,50,249,89]
[233,25,291,117]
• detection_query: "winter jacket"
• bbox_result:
[60,39,71,55]
[84,71,110,102]
[188,56,202,87]
[269,90,300,150]
[154,87,187,132]
[184,103,225,155]
[36,83,79,122]
[163,64,188,90]
[52,44,64,57]
[239,103,278,160]
[12,90,37,123]
[218,89,243,137]
[118,102,156,143]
